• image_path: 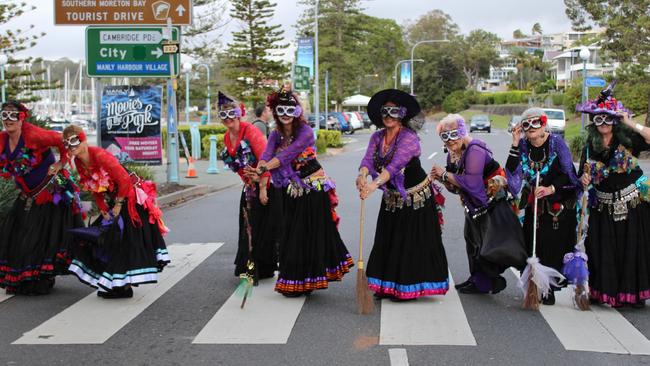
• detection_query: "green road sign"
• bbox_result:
[86,26,180,78]
[294,65,311,91]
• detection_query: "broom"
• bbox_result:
[356,199,374,315]
[519,171,565,310]
[236,201,256,309]
[562,161,591,311]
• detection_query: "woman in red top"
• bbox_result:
[63,125,170,299]
[218,92,278,281]
[0,101,84,295]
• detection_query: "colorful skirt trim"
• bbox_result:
[0,250,69,289]
[590,289,650,307]
[68,259,161,290]
[368,277,449,299]
[275,255,354,294]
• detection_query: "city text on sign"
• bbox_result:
[55,0,192,25]
[86,26,180,77]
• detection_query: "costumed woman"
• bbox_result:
[577,87,650,308]
[357,89,449,301]
[0,101,84,295]
[64,125,170,299]
[246,88,353,297]
[218,91,277,281]
[506,107,579,305]
[430,114,526,295]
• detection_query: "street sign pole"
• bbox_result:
[165,18,179,184]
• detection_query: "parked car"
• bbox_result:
[543,108,567,136]
[360,112,372,129]
[508,115,521,133]
[307,114,339,130]
[330,112,352,134]
[343,112,363,132]
[469,114,491,133]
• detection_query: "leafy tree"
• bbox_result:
[565,0,650,124]
[403,9,459,45]
[224,0,289,105]
[513,29,527,39]
[0,1,48,102]
[453,30,501,90]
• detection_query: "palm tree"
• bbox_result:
[531,23,543,35]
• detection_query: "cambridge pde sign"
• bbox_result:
[54,0,192,26]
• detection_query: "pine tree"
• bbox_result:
[224,0,288,105]
[0,1,48,102]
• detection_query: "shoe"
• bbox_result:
[281,292,303,298]
[389,297,417,302]
[454,279,472,290]
[98,287,133,299]
[373,292,392,299]
[542,291,555,305]
[490,276,507,294]
[459,283,489,294]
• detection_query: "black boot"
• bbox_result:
[490,276,507,294]
[454,278,472,290]
[542,291,555,305]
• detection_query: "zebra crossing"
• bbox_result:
[2,242,650,357]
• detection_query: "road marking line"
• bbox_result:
[509,268,650,354]
[389,348,409,366]
[0,293,13,303]
[192,276,306,344]
[379,273,476,346]
[427,152,438,160]
[355,147,366,152]
[13,243,222,345]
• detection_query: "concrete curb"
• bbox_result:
[158,183,239,208]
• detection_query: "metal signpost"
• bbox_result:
[85,26,180,77]
[54,0,192,25]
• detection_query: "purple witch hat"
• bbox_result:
[575,80,631,118]
[217,91,246,117]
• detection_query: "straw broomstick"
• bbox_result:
[562,156,592,311]
[236,198,258,309]
[518,171,565,310]
[356,199,374,314]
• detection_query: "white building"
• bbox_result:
[551,46,618,89]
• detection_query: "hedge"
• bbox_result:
[318,130,343,148]
[201,133,225,159]
[162,124,227,151]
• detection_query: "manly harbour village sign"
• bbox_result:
[86,26,180,77]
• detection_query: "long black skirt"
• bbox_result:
[464,200,527,279]
[274,188,353,294]
[586,201,650,306]
[234,188,278,278]
[523,201,576,276]
[69,201,170,290]
[366,195,449,300]
[0,195,84,292]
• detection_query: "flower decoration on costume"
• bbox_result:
[576,80,631,119]
[80,167,114,193]
[220,139,257,173]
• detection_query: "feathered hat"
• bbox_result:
[575,80,631,118]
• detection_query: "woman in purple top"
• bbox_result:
[506,107,580,305]
[431,114,526,295]
[247,88,353,297]
[357,89,449,301]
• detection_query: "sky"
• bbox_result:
[5,0,574,62]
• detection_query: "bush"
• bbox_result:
[162,124,227,152]
[551,93,564,106]
[442,90,469,113]
[569,133,586,162]
[124,163,155,181]
[316,133,328,155]
[617,82,650,116]
[201,133,225,159]
[318,130,343,148]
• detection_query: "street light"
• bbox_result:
[410,39,449,95]
[196,63,211,124]
[182,62,192,125]
[394,59,423,89]
[579,47,591,130]
[0,55,8,103]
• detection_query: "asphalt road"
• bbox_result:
[1,124,650,366]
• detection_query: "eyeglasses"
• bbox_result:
[275,105,298,117]
[218,109,240,120]
[521,118,543,131]
[63,135,82,148]
[380,106,403,119]
[439,129,461,142]
[593,114,615,126]
[1,111,19,121]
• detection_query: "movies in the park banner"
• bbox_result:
[100,85,163,165]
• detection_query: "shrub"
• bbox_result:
[569,133,586,162]
[551,93,564,106]
[316,133,328,155]
[201,133,225,159]
[124,163,155,181]
[442,90,469,113]
[162,124,227,152]
[617,82,650,116]
[318,130,343,148]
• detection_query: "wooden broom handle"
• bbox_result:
[359,199,365,269]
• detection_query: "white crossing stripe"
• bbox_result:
[388,348,410,366]
[13,243,222,345]
[379,273,477,346]
[192,276,305,344]
[510,268,650,355]
[0,293,13,303]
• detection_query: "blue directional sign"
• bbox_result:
[585,77,606,88]
[86,26,180,77]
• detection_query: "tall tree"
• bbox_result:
[183,0,230,61]
[0,1,48,102]
[513,29,527,39]
[565,0,650,124]
[224,0,288,104]
[403,9,459,45]
[453,30,501,90]
[531,22,543,35]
